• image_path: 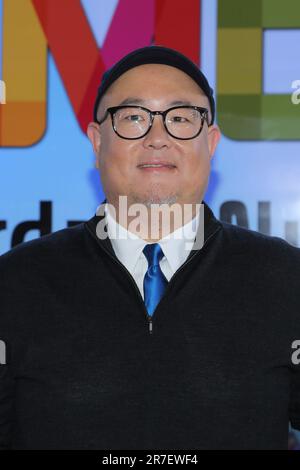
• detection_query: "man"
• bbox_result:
[0,45,300,450]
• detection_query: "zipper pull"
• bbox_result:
[148,317,153,334]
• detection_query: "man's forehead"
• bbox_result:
[98,90,208,117]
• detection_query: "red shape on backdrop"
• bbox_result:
[155,0,200,65]
[31,0,201,134]
[32,0,104,118]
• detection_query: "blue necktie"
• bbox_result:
[143,243,168,316]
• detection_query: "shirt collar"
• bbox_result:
[104,203,200,274]
[84,199,223,268]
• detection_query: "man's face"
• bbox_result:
[87,64,221,208]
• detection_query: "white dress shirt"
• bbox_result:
[104,203,200,300]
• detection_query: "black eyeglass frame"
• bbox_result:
[95,105,210,140]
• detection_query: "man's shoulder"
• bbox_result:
[0,222,87,271]
[219,220,300,259]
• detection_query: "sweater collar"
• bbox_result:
[104,202,202,274]
[84,198,223,262]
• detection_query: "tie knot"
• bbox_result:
[143,243,165,267]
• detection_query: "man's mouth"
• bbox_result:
[139,164,175,168]
[137,161,176,170]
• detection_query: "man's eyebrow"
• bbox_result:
[118,98,147,106]
[168,100,194,106]
[118,98,196,107]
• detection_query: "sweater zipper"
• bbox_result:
[86,223,221,335]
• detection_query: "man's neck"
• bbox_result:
[105,197,202,242]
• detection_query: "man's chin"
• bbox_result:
[129,194,178,207]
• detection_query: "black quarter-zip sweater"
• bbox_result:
[0,200,300,450]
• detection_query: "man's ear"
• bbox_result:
[207,124,221,158]
[87,122,101,168]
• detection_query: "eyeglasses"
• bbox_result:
[96,105,209,140]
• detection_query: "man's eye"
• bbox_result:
[125,114,143,122]
[172,116,188,123]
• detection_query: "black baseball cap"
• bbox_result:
[93,45,215,125]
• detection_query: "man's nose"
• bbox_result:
[143,113,171,148]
